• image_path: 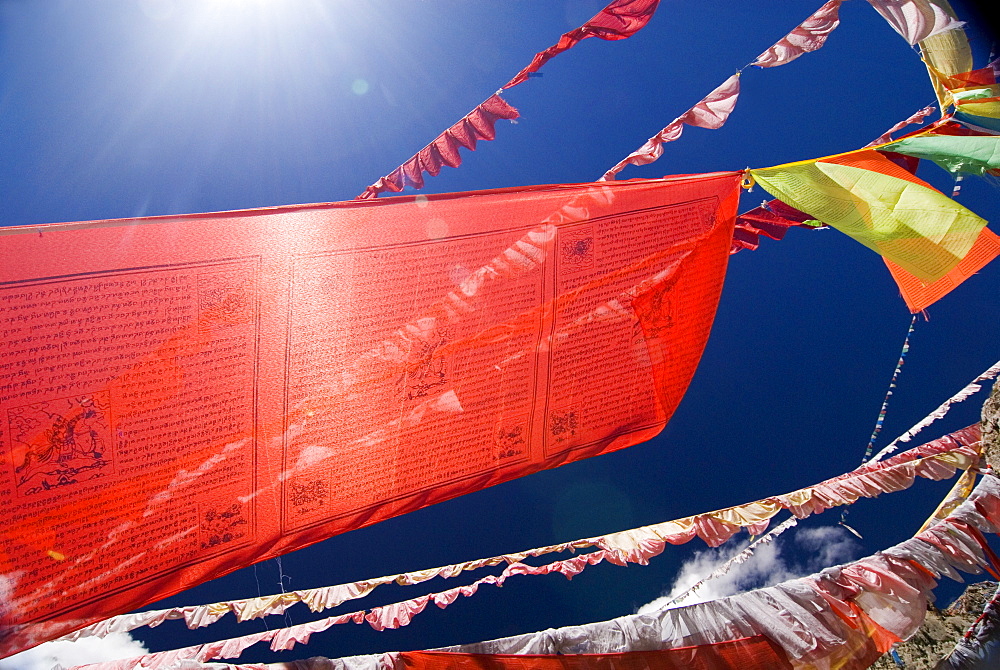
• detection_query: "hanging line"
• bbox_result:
[863,104,937,147]
[863,315,918,464]
[840,314,917,528]
[657,515,799,610]
[362,0,844,198]
[73,471,1000,669]
[599,0,843,181]
[60,428,981,643]
[355,0,662,199]
[872,358,1000,462]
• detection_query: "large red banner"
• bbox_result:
[0,173,740,656]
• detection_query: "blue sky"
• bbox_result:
[1,0,998,665]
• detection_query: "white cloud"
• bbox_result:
[794,525,859,568]
[637,523,860,614]
[0,632,148,670]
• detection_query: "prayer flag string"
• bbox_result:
[359,0,844,198]
[599,0,843,181]
[60,427,981,644]
[863,315,918,464]
[864,105,938,147]
[657,515,799,610]
[356,0,662,199]
[840,314,918,529]
[873,359,1000,461]
[67,469,1000,669]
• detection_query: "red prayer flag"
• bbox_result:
[0,173,741,655]
[731,200,817,254]
[502,0,661,89]
[934,65,998,90]
[357,94,520,199]
[400,637,793,670]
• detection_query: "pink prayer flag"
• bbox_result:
[600,120,686,180]
[864,105,937,147]
[865,0,964,45]
[680,74,741,129]
[753,0,842,68]
[600,75,739,181]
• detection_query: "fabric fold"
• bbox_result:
[864,105,937,148]
[396,638,793,670]
[884,226,1000,313]
[886,134,1000,175]
[730,199,819,254]
[752,0,843,68]
[749,149,988,282]
[916,0,974,109]
[865,0,965,45]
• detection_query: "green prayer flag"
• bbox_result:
[886,135,1000,175]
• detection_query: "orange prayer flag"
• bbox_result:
[884,226,1000,313]
[0,173,741,655]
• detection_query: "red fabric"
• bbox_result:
[927,120,999,138]
[730,199,815,254]
[936,65,998,90]
[357,95,519,199]
[951,521,1000,580]
[0,173,741,656]
[879,150,921,174]
[399,637,792,670]
[502,0,661,89]
[693,515,741,548]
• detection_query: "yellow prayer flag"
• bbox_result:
[750,150,986,281]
